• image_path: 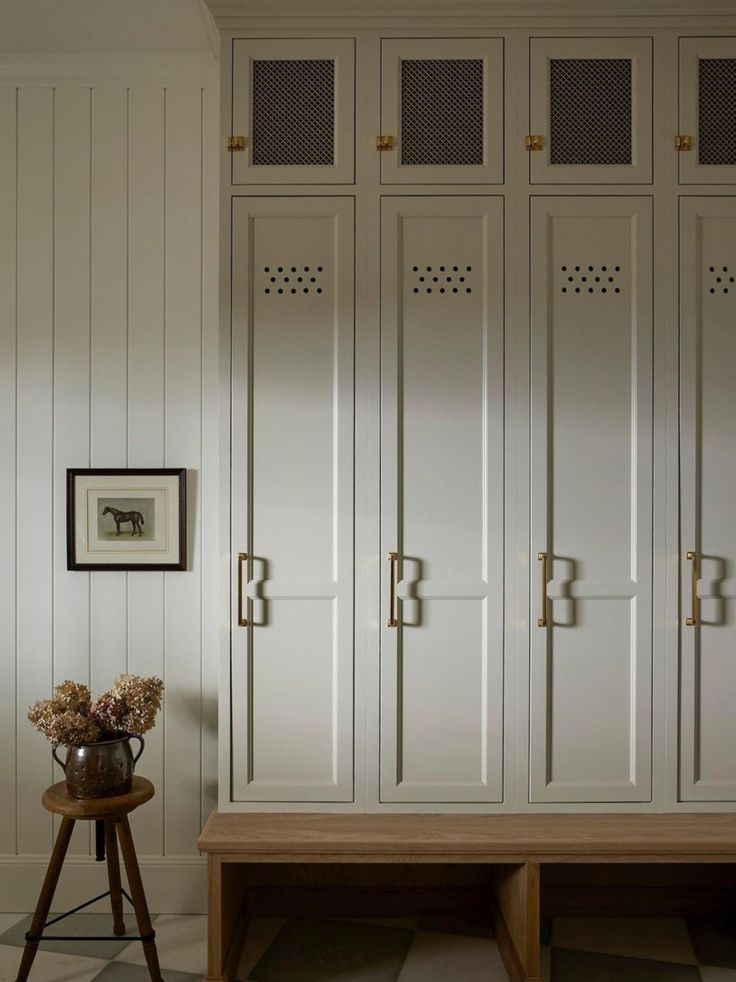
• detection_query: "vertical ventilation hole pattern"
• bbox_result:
[698,59,736,166]
[707,265,735,294]
[549,58,632,166]
[400,59,484,166]
[409,264,474,295]
[559,264,622,295]
[263,265,325,295]
[252,59,335,166]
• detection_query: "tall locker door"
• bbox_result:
[230,197,354,803]
[680,198,736,801]
[679,39,736,185]
[530,197,653,804]
[231,39,355,184]
[380,196,505,804]
[380,39,503,184]
[529,38,652,185]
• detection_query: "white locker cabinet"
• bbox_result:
[230,197,355,802]
[380,39,504,184]
[679,39,736,184]
[380,197,505,803]
[530,197,653,803]
[529,38,653,185]
[231,39,355,184]
[680,198,736,801]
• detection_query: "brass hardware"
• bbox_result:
[376,135,395,151]
[686,550,698,626]
[237,552,248,627]
[228,136,246,152]
[387,551,398,627]
[526,135,544,151]
[674,135,693,151]
[537,551,548,628]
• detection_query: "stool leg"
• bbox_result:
[104,818,126,937]
[15,817,75,982]
[116,815,163,982]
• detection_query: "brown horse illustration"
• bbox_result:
[103,505,145,536]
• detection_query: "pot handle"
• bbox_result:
[52,745,67,771]
[130,735,145,766]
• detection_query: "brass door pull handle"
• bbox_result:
[686,550,698,626]
[537,551,548,628]
[387,551,398,627]
[237,552,248,627]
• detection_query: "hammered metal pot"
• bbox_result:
[52,735,144,799]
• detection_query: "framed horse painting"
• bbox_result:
[66,469,187,571]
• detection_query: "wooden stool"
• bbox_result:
[16,776,162,982]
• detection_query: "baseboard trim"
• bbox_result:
[0,855,207,914]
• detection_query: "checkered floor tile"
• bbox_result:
[2,912,736,980]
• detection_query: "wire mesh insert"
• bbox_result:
[252,59,335,167]
[698,58,736,166]
[549,58,632,166]
[400,58,484,167]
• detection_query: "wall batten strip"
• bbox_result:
[0,86,18,856]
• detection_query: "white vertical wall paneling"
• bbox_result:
[53,87,92,855]
[164,87,203,854]
[200,83,220,826]
[16,86,55,854]
[126,86,167,854]
[90,88,130,700]
[0,87,18,854]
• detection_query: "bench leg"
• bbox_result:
[15,817,75,982]
[207,857,248,982]
[116,815,163,982]
[491,862,542,982]
[105,817,126,936]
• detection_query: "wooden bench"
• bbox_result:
[198,812,736,982]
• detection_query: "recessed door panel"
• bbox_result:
[381,39,503,184]
[380,196,504,803]
[679,39,736,184]
[680,198,736,801]
[530,38,652,184]
[232,39,355,184]
[231,197,354,802]
[530,197,653,803]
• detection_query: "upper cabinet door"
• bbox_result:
[380,39,504,184]
[530,38,653,184]
[231,38,355,184]
[679,38,736,184]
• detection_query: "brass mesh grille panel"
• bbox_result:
[252,59,335,166]
[549,58,632,166]
[400,58,484,166]
[698,59,736,166]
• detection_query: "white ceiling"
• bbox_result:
[0,0,216,54]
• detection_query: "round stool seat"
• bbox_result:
[42,776,154,820]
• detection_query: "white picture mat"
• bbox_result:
[74,474,180,565]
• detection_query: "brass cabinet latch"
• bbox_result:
[227,135,246,152]
[674,135,693,151]
[525,135,544,151]
[376,135,395,151]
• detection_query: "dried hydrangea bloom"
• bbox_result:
[111,674,164,736]
[89,691,127,736]
[27,701,100,746]
[53,680,91,714]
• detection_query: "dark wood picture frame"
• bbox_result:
[67,468,187,571]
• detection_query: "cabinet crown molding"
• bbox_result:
[205,0,736,24]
